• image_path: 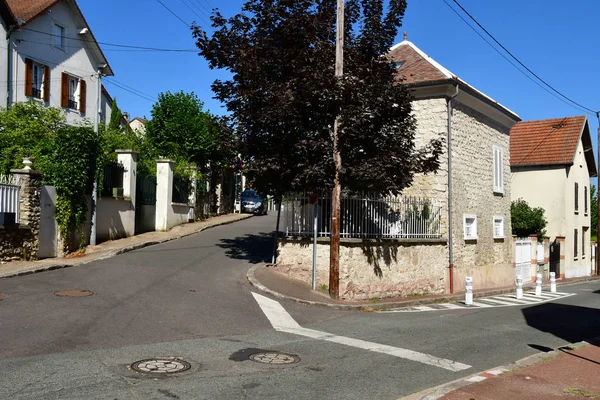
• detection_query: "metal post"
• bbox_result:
[90,68,102,246]
[535,273,542,296]
[597,121,600,275]
[516,275,523,299]
[464,277,473,305]
[271,198,282,264]
[312,202,318,290]
[329,0,344,300]
[550,272,557,292]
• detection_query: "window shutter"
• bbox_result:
[499,148,504,190]
[79,79,86,113]
[574,229,578,257]
[585,186,588,213]
[25,58,33,97]
[575,182,579,212]
[43,65,50,102]
[61,73,69,107]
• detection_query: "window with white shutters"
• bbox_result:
[493,216,504,239]
[493,145,504,194]
[464,214,477,240]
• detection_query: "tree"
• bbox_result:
[193,0,442,199]
[108,98,123,131]
[511,199,547,237]
[145,91,216,169]
[591,185,597,239]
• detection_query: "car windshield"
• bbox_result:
[241,190,259,197]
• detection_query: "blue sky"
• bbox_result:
[81,0,600,184]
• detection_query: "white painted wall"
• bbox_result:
[96,198,134,242]
[9,1,109,124]
[0,16,8,109]
[155,160,193,231]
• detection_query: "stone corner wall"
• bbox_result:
[276,238,448,301]
[0,170,42,261]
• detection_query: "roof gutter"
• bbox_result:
[447,84,459,294]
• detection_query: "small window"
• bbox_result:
[32,63,43,98]
[68,77,78,109]
[574,182,579,213]
[583,227,589,258]
[464,214,477,240]
[584,186,588,215]
[574,228,578,259]
[493,216,504,239]
[61,72,86,113]
[392,61,405,69]
[493,145,504,194]
[53,24,65,48]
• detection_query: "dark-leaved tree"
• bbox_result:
[511,199,547,237]
[108,98,123,131]
[192,0,442,199]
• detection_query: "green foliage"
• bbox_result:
[44,126,98,251]
[0,102,64,176]
[146,91,216,168]
[108,98,123,131]
[511,199,547,237]
[193,0,443,198]
[591,185,597,238]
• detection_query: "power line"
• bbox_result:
[192,0,213,15]
[179,0,211,22]
[156,0,191,28]
[19,28,197,52]
[449,0,597,114]
[104,78,156,101]
[441,0,591,115]
[104,80,156,103]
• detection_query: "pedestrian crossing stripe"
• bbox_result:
[380,291,576,313]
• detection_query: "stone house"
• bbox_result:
[276,36,521,300]
[510,116,597,279]
[1,0,115,125]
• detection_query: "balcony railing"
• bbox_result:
[68,97,78,110]
[31,87,42,99]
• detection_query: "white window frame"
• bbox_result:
[53,23,65,49]
[31,62,43,99]
[68,76,80,110]
[493,145,504,194]
[464,214,478,240]
[493,216,504,239]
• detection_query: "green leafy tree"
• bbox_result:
[193,0,442,198]
[511,199,547,237]
[108,98,123,131]
[591,185,597,239]
[145,91,216,171]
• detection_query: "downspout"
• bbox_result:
[447,84,459,294]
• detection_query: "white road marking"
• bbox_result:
[465,376,486,383]
[251,292,471,372]
[467,301,494,308]
[475,298,515,306]
[412,306,435,311]
[438,303,463,309]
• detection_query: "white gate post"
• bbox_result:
[155,159,174,231]
[516,275,523,299]
[465,277,473,305]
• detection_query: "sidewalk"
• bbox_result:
[0,213,253,279]
[247,264,600,310]
[433,340,600,400]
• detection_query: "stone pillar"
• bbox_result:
[556,236,566,279]
[155,159,174,231]
[529,235,538,281]
[116,150,137,203]
[10,168,43,259]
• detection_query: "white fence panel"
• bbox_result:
[0,183,20,224]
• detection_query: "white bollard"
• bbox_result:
[465,277,473,305]
[535,273,543,296]
[516,275,523,299]
[550,272,557,293]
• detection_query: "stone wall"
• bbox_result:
[277,238,448,300]
[0,169,42,261]
[449,101,513,291]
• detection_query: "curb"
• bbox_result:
[246,265,600,311]
[400,340,592,400]
[0,214,253,279]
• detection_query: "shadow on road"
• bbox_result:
[522,303,600,346]
[217,232,273,264]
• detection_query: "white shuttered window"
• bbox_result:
[493,145,504,194]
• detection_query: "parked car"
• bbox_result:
[241,189,267,215]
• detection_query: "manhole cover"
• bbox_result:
[248,352,300,365]
[54,290,93,297]
[130,358,191,374]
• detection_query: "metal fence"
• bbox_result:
[281,193,443,239]
[0,180,20,225]
[172,175,190,204]
[100,162,125,197]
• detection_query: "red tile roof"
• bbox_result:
[5,0,58,23]
[389,41,449,85]
[510,116,596,175]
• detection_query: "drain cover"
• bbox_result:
[130,358,191,374]
[54,290,93,297]
[249,352,300,365]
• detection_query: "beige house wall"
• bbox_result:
[511,141,592,278]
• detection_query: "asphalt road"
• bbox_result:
[1,214,599,400]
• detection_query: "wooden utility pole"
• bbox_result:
[329,0,344,300]
[597,116,600,275]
